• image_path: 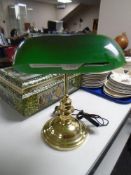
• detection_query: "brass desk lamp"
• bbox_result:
[13,34,125,151]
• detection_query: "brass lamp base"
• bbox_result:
[41,93,88,151]
[41,115,88,151]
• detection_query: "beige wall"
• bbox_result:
[1,1,79,36]
[65,5,100,32]
[1,0,100,37]
[0,0,57,36]
[0,2,4,27]
[26,1,56,29]
[0,0,14,36]
[98,0,131,48]
[56,3,79,20]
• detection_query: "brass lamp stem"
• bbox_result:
[64,74,68,96]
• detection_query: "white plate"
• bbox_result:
[110,69,131,86]
[103,86,131,98]
[104,81,131,95]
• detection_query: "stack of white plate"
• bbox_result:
[103,68,131,98]
[124,57,131,70]
[81,72,109,88]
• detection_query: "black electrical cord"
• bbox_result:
[53,106,109,127]
[74,109,109,127]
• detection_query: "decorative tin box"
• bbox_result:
[0,67,81,116]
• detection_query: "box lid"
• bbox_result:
[0,67,80,97]
[0,67,62,94]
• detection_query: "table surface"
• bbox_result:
[0,90,130,175]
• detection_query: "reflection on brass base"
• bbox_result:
[41,115,88,151]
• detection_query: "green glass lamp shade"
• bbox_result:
[13,34,125,74]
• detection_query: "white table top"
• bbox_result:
[0,90,130,175]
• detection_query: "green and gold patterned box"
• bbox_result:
[0,67,81,116]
